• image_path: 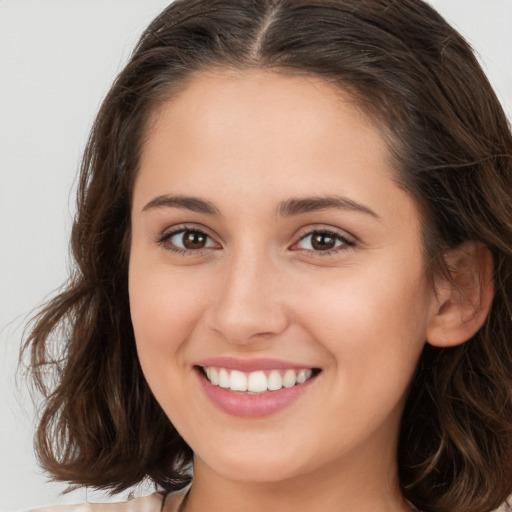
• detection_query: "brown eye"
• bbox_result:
[182,230,207,249]
[161,228,218,252]
[294,230,353,253]
[311,232,336,250]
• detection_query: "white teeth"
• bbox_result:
[247,371,267,393]
[209,367,219,385]
[297,369,311,384]
[282,369,296,388]
[229,370,247,391]
[218,368,230,388]
[267,370,282,391]
[203,366,315,393]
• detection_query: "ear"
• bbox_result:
[426,241,494,348]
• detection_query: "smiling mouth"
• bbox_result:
[198,366,321,394]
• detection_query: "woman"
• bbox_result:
[25,1,512,511]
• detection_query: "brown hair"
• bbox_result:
[23,1,512,511]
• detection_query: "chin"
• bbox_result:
[194,439,311,484]
[208,459,304,484]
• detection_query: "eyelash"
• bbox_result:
[158,225,219,256]
[292,228,355,256]
[157,225,355,257]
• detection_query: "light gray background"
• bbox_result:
[1,1,511,511]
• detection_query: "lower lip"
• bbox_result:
[196,369,317,418]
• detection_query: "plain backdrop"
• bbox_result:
[1,1,511,511]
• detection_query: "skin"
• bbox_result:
[129,69,442,512]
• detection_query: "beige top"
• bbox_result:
[32,492,428,512]
[31,491,188,512]
[31,491,508,512]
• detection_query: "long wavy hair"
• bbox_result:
[23,1,512,511]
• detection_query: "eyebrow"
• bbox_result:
[142,194,221,216]
[141,193,379,219]
[277,195,379,219]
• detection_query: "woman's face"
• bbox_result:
[129,70,438,485]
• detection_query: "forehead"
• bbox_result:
[135,69,397,202]
[146,68,383,144]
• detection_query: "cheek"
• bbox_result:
[128,262,214,425]
[299,277,429,446]
[128,260,211,367]
[295,257,431,378]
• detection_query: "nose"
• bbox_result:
[206,248,290,345]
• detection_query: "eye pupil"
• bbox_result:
[311,232,336,250]
[183,231,207,249]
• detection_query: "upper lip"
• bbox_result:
[195,357,318,373]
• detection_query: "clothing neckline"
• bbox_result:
[161,487,191,512]
[162,488,421,512]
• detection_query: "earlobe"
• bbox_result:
[426,242,494,348]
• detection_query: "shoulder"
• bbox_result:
[30,492,167,512]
